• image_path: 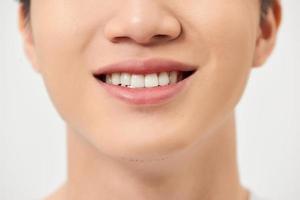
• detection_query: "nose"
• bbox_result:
[104,1,182,45]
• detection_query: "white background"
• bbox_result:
[1,1,299,200]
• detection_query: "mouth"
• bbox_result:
[92,58,197,105]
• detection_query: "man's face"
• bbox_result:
[24,0,264,159]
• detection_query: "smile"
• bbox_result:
[95,71,195,88]
[92,58,197,106]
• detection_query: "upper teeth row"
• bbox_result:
[105,71,180,88]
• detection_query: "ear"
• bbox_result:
[253,0,282,67]
[18,4,41,74]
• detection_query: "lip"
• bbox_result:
[92,58,197,106]
[92,57,197,75]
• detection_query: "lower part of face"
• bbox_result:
[30,0,260,160]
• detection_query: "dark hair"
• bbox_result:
[19,0,30,24]
[261,0,275,16]
[19,0,274,23]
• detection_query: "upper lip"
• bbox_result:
[92,58,198,75]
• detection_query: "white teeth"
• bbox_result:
[169,71,178,84]
[130,74,145,88]
[145,73,159,88]
[104,71,183,87]
[105,74,112,84]
[120,73,131,86]
[158,72,169,86]
[111,73,120,85]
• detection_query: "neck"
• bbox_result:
[64,112,248,200]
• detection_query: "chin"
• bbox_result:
[94,125,193,162]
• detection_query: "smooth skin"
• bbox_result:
[18,0,281,199]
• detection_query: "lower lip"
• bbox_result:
[95,75,193,106]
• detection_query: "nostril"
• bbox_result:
[154,34,169,39]
[111,36,130,43]
[152,34,174,43]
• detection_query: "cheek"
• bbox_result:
[30,1,108,124]
[180,3,258,135]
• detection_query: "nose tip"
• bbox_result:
[104,4,182,45]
